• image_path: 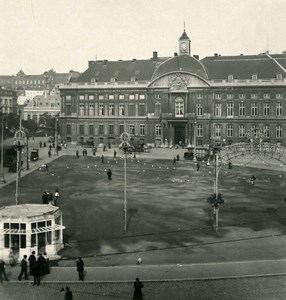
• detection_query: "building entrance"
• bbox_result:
[174,124,186,146]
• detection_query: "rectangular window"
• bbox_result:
[214,93,221,100]
[227,125,233,137]
[129,94,135,100]
[109,104,115,116]
[129,124,135,135]
[215,103,221,116]
[239,125,245,137]
[66,124,71,135]
[196,93,203,99]
[89,104,94,116]
[99,95,104,100]
[276,93,283,99]
[239,93,245,99]
[119,94,125,100]
[251,93,258,99]
[119,103,125,116]
[119,124,124,134]
[108,95,114,100]
[264,103,270,116]
[129,104,135,116]
[79,125,84,135]
[239,102,245,116]
[155,94,161,99]
[66,104,71,115]
[263,93,270,99]
[214,124,221,137]
[89,125,94,135]
[139,124,145,136]
[79,104,84,116]
[276,125,282,138]
[155,103,161,116]
[155,124,161,136]
[263,125,270,138]
[227,103,233,117]
[227,94,233,100]
[175,101,184,117]
[138,103,145,116]
[99,124,104,134]
[276,103,282,116]
[79,95,84,100]
[251,103,258,116]
[99,104,104,116]
[196,103,203,116]
[88,95,94,100]
[139,94,145,100]
[197,124,203,137]
[109,124,114,134]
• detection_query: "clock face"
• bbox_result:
[181,42,187,50]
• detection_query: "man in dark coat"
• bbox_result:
[0,259,9,282]
[37,253,46,276]
[65,286,73,300]
[107,169,112,180]
[33,261,41,286]
[18,255,28,280]
[133,277,144,300]
[76,257,84,281]
[28,251,36,276]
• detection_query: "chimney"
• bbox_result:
[174,52,178,57]
[88,61,95,68]
[214,53,218,57]
[193,55,199,60]
[132,58,136,62]
[103,60,108,65]
[153,51,158,60]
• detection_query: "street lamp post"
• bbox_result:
[54,118,59,156]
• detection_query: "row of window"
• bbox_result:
[0,99,13,105]
[15,79,45,85]
[213,102,283,117]
[212,124,283,138]
[212,93,283,100]
[66,94,146,101]
[67,123,162,137]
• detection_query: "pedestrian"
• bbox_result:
[43,142,46,147]
[33,261,41,286]
[76,257,84,281]
[133,277,144,300]
[52,142,55,148]
[107,169,112,180]
[113,150,117,158]
[250,175,256,185]
[0,259,9,283]
[76,150,79,158]
[54,189,60,206]
[43,252,50,275]
[228,161,232,169]
[28,251,36,276]
[103,145,106,152]
[37,253,46,277]
[101,155,104,163]
[39,141,42,148]
[196,162,200,171]
[65,286,73,300]
[64,143,67,149]
[177,154,180,161]
[49,144,52,151]
[173,157,176,165]
[48,150,52,158]
[82,149,85,156]
[46,164,49,172]
[18,255,28,280]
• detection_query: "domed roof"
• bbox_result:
[151,55,209,82]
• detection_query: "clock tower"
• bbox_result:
[179,30,191,56]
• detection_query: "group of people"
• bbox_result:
[42,189,60,205]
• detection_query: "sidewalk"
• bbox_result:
[6,259,286,283]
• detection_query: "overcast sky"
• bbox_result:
[0,0,285,75]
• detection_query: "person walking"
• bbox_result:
[113,150,117,158]
[48,150,52,158]
[101,155,104,163]
[65,286,73,300]
[107,169,112,180]
[28,251,36,276]
[250,175,256,185]
[196,162,200,172]
[33,261,41,286]
[133,277,144,300]
[76,257,84,281]
[54,189,60,206]
[18,255,28,281]
[43,252,50,275]
[76,150,79,158]
[0,259,9,283]
[173,157,176,165]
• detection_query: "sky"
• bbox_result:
[0,0,286,75]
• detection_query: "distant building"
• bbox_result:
[0,87,17,114]
[23,92,61,122]
[59,30,286,147]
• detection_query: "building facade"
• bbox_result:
[59,31,286,147]
[0,87,17,114]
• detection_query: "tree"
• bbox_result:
[22,119,38,135]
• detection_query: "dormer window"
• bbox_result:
[131,76,138,83]
[111,77,117,83]
[227,75,233,82]
[277,73,282,80]
[252,74,257,80]
[91,77,98,83]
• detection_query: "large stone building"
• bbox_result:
[59,30,286,148]
[0,87,17,114]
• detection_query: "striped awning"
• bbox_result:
[1,224,65,234]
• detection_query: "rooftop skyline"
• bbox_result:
[0,0,285,75]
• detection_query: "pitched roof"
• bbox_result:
[75,58,168,83]
[201,54,286,80]
[179,30,190,41]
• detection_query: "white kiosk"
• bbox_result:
[0,204,65,262]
